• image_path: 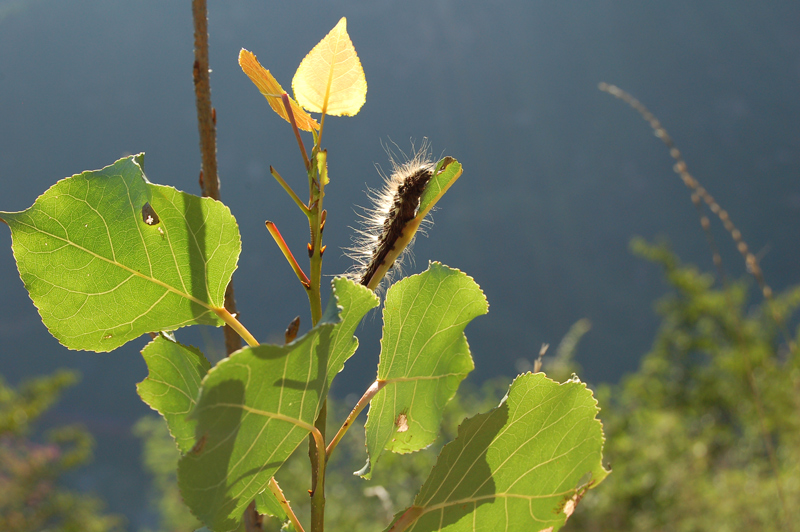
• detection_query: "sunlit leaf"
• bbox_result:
[239,48,319,132]
[385,373,609,532]
[361,262,488,478]
[0,155,240,352]
[136,336,210,453]
[324,277,380,388]
[178,319,334,532]
[178,274,377,532]
[292,17,367,117]
[255,488,287,523]
[417,157,462,219]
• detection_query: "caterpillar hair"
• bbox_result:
[347,141,437,291]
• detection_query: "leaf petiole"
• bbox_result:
[212,307,258,347]
[281,93,311,172]
[326,379,387,460]
[269,166,311,217]
[265,221,311,288]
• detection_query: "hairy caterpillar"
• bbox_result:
[347,143,438,291]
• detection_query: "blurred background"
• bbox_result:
[1,0,798,529]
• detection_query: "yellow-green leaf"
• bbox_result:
[385,373,609,532]
[239,49,320,132]
[292,17,367,117]
[0,155,240,352]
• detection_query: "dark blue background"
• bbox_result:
[1,1,798,526]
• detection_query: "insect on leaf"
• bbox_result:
[239,49,320,132]
[292,17,367,117]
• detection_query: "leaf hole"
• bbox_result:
[142,202,160,225]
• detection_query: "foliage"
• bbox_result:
[135,379,509,532]
[134,416,202,532]
[570,238,800,531]
[0,370,125,532]
[0,17,606,532]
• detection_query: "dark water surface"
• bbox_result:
[1,0,798,526]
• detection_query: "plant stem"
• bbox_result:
[307,151,326,531]
[309,403,327,532]
[326,380,386,459]
[282,93,311,172]
[191,0,243,358]
[192,1,258,529]
[307,150,326,325]
[285,96,328,531]
[268,477,305,532]
[266,221,311,287]
[192,0,218,200]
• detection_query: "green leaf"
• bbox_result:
[361,262,488,478]
[324,277,380,388]
[255,489,287,522]
[385,373,609,532]
[417,157,462,219]
[0,154,240,352]
[177,316,338,532]
[136,336,211,453]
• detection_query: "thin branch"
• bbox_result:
[191,0,243,357]
[193,0,219,200]
[192,1,257,529]
[265,221,311,287]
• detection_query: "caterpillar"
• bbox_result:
[347,142,438,291]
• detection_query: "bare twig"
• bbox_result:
[192,0,244,357]
[192,1,258,529]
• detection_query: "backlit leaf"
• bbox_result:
[417,157,462,219]
[255,488,287,523]
[239,49,320,132]
[292,17,367,116]
[361,262,488,478]
[178,276,374,532]
[385,373,609,532]
[324,277,380,388]
[178,320,334,532]
[0,155,240,352]
[136,336,211,453]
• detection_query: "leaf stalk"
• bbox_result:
[265,221,311,287]
[212,307,258,348]
[269,166,311,217]
[282,93,311,172]
[326,380,387,459]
